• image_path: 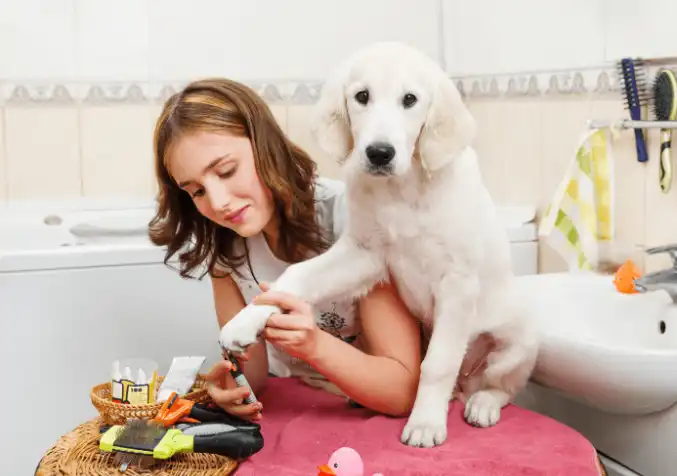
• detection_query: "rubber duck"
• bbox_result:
[317,447,383,476]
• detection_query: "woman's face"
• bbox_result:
[167,130,276,238]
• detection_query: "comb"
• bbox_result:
[617,57,649,162]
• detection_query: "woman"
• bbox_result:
[149,78,490,422]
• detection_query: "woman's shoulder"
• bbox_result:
[314,176,347,241]
[314,176,346,200]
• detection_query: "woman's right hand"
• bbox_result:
[206,359,263,421]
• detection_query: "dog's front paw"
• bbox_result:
[464,390,502,428]
[400,405,449,448]
[218,304,278,354]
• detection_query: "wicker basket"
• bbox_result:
[36,417,238,476]
[90,374,211,425]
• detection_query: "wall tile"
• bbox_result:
[497,100,543,206]
[268,105,287,133]
[286,105,342,179]
[604,0,677,60]
[0,0,77,79]
[74,0,149,80]
[445,0,605,76]
[0,109,6,204]
[5,106,81,200]
[147,0,439,81]
[539,98,594,208]
[466,100,506,201]
[80,105,156,200]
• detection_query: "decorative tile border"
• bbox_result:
[1,62,675,105]
[455,66,625,99]
[0,79,324,106]
[456,60,677,99]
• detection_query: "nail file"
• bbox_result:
[224,351,258,405]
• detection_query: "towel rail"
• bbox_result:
[587,119,677,129]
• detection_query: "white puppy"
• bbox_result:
[219,42,539,448]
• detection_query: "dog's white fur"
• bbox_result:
[219,42,539,448]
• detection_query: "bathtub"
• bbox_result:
[0,201,222,475]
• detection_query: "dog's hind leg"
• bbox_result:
[401,272,478,448]
[464,327,538,428]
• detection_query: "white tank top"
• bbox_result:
[229,177,361,378]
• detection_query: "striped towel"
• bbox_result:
[539,128,615,271]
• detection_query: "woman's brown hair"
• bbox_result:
[149,78,329,279]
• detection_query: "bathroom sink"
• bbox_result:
[517,272,677,416]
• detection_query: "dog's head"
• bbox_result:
[311,42,476,178]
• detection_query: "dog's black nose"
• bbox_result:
[365,142,395,166]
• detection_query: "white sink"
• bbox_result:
[517,271,677,416]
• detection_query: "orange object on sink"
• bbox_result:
[613,259,642,294]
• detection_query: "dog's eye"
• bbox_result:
[402,93,417,108]
[354,90,369,105]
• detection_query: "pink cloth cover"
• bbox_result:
[235,378,602,476]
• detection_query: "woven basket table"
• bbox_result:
[35,417,239,476]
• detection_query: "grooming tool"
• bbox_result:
[223,349,259,405]
[652,68,677,192]
[99,418,264,470]
[617,57,649,162]
[153,391,260,428]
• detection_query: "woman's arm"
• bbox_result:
[211,274,269,394]
[306,281,421,416]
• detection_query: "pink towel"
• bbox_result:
[235,378,602,476]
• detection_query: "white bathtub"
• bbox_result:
[0,202,222,475]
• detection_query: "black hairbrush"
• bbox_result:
[652,69,677,192]
[617,57,649,162]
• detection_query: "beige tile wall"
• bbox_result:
[4,106,81,200]
[467,95,669,275]
[0,96,674,274]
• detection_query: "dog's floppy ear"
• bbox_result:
[310,63,353,162]
[418,75,476,172]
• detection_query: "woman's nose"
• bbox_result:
[206,183,231,212]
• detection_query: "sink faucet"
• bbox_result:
[633,244,677,303]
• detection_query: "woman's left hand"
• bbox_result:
[252,282,322,362]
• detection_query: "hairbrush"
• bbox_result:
[617,57,649,162]
[100,419,264,471]
[652,68,677,192]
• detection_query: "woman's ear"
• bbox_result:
[310,63,353,162]
[417,75,476,173]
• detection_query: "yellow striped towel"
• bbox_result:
[539,128,615,271]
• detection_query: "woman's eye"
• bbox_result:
[191,189,205,198]
[218,167,236,179]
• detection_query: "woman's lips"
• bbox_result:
[225,205,249,224]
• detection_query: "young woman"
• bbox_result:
[149,78,491,422]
